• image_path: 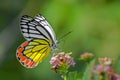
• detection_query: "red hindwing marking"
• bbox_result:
[20,56,27,62]
[17,53,23,58]
[17,47,24,53]
[17,41,37,68]
[29,61,36,68]
[21,41,28,47]
[17,41,28,53]
[25,59,31,65]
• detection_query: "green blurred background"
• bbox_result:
[0,0,120,80]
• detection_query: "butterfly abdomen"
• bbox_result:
[16,41,37,68]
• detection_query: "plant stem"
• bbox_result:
[63,75,67,80]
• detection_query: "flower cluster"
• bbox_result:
[50,52,120,80]
[94,57,120,80]
[50,52,75,73]
[98,57,112,66]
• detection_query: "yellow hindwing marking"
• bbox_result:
[23,39,52,64]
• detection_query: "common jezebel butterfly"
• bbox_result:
[16,14,58,68]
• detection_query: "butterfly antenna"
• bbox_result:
[58,30,73,41]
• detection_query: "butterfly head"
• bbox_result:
[51,40,59,50]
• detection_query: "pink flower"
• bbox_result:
[93,57,120,80]
[94,65,112,74]
[50,52,75,73]
[108,70,120,80]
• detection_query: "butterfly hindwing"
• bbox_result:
[16,39,52,68]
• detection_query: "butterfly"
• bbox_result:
[16,14,58,68]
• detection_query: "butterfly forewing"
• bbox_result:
[20,14,57,43]
[34,14,56,43]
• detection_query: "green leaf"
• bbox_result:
[116,57,120,74]
[82,59,96,80]
[67,71,83,80]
